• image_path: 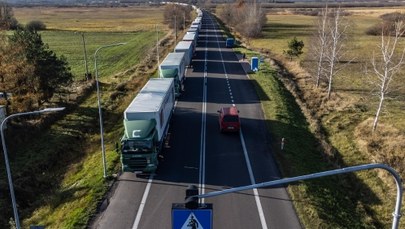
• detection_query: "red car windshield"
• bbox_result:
[223,115,239,123]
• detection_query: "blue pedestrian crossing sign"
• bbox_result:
[172,203,213,229]
[181,212,201,229]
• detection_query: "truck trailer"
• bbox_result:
[183,32,197,50]
[174,41,193,67]
[159,52,186,97]
[119,78,175,173]
[187,27,198,37]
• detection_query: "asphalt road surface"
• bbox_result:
[91,11,302,229]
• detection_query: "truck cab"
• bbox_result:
[120,119,159,173]
[119,78,175,174]
[218,106,240,133]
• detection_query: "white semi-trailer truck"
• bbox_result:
[119,78,175,173]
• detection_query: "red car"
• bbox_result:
[218,106,240,133]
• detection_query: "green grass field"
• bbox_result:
[14,7,165,32]
[14,7,168,81]
[41,30,158,80]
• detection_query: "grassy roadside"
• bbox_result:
[234,47,391,228]
[11,33,158,228]
[218,5,405,227]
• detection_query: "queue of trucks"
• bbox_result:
[118,7,203,173]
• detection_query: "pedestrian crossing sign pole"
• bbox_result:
[172,185,213,229]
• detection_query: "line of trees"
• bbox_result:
[163,4,193,31]
[308,6,405,132]
[308,6,350,99]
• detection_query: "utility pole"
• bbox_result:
[156,24,160,77]
[175,14,177,44]
[80,33,90,80]
[75,31,91,80]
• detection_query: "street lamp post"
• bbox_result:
[94,42,126,179]
[1,107,65,229]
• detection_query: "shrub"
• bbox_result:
[26,20,46,31]
[380,12,405,21]
[9,18,22,30]
[365,25,381,36]
[284,37,304,60]
[366,12,405,36]
[293,8,321,16]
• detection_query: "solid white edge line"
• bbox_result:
[132,175,154,229]
[240,129,269,229]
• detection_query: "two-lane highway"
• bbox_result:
[91,11,301,229]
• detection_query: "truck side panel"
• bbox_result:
[174,41,193,67]
[183,32,197,51]
[157,80,175,141]
[124,78,175,140]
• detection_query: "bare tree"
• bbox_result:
[368,21,405,132]
[325,7,350,99]
[216,4,233,25]
[239,3,267,38]
[0,1,18,30]
[216,1,267,40]
[163,4,192,30]
[312,5,329,88]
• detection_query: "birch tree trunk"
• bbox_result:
[326,7,342,99]
[315,5,329,88]
[372,92,384,132]
[370,21,405,132]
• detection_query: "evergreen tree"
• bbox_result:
[284,37,304,60]
[9,28,73,107]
